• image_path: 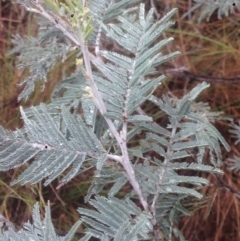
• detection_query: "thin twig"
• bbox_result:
[214,174,240,199]
[164,68,240,84]
[49,184,66,206]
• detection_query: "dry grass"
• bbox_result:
[1,0,240,240]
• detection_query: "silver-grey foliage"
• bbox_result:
[78,196,153,241]
[183,0,240,22]
[0,202,82,241]
[226,122,240,172]
[1,0,231,240]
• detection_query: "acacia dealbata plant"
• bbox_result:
[1,0,239,240]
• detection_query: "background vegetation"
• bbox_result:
[1,0,240,240]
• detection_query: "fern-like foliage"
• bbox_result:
[94,6,180,121]
[0,202,82,241]
[8,25,72,101]
[226,121,240,172]
[12,0,142,101]
[75,82,228,240]
[0,104,105,186]
[183,0,240,22]
[88,0,142,25]
[78,196,153,241]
